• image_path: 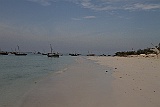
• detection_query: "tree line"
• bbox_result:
[115,43,160,57]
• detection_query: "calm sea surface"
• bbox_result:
[0,54,74,107]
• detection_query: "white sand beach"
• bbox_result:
[19,56,160,107]
[89,56,160,107]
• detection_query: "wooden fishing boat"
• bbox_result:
[47,44,59,57]
[0,51,8,55]
[14,45,27,56]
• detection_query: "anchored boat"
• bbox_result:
[47,44,59,58]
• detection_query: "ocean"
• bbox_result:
[0,54,74,107]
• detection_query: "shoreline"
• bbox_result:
[18,56,160,107]
[0,55,75,107]
[19,57,114,107]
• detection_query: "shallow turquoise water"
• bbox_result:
[0,54,74,107]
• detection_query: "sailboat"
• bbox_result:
[47,44,59,57]
[14,45,27,56]
[87,51,95,56]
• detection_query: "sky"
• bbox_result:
[0,0,160,54]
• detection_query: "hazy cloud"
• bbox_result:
[72,15,96,21]
[28,0,160,11]
[27,0,52,6]
[125,3,160,10]
[83,16,96,19]
[68,0,160,11]
[71,18,81,20]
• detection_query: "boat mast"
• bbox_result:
[17,45,20,53]
[50,44,53,53]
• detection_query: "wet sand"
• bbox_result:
[19,57,115,107]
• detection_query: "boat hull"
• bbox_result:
[0,52,8,55]
[15,53,27,56]
[47,53,59,57]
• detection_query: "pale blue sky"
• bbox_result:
[0,0,160,54]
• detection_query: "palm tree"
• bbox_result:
[151,43,160,58]
[158,43,160,51]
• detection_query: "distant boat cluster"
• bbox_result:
[0,45,28,56]
[0,50,110,57]
[0,44,60,57]
[0,45,111,57]
[0,51,27,56]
